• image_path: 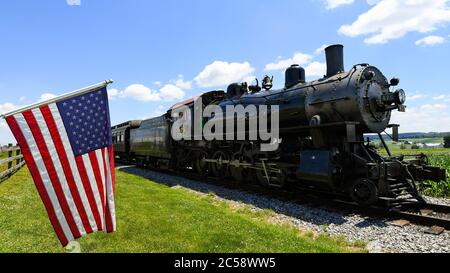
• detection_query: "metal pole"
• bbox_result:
[0,80,113,118]
[378,133,392,158]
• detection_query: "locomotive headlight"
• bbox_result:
[395,89,406,105]
[379,89,407,112]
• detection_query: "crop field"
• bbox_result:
[376,140,450,197]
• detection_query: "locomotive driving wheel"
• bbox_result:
[350,179,378,206]
[229,156,252,184]
[210,151,229,178]
[193,151,208,175]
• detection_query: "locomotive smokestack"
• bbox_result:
[325,44,344,77]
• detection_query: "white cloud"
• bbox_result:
[243,75,258,85]
[338,0,450,44]
[415,35,446,46]
[159,84,185,101]
[324,0,355,10]
[432,94,450,101]
[111,82,187,102]
[408,94,425,100]
[391,103,450,132]
[19,96,26,102]
[173,75,192,90]
[314,44,329,55]
[0,102,20,145]
[154,81,162,86]
[0,102,19,116]
[264,48,326,78]
[194,61,255,88]
[0,120,15,145]
[420,103,447,111]
[304,62,327,77]
[66,0,81,6]
[39,93,57,102]
[264,53,312,71]
[433,95,446,100]
[107,88,120,100]
[123,84,161,102]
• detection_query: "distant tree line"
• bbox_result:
[365,132,450,141]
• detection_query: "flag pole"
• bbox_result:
[0,80,114,119]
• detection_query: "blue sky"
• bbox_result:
[1,0,450,143]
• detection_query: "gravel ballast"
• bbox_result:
[119,166,450,253]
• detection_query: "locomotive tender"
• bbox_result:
[112,44,446,206]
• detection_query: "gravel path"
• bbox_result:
[119,166,450,253]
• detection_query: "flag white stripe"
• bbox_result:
[96,149,107,213]
[105,147,116,230]
[82,153,105,229]
[14,113,74,242]
[49,104,98,232]
[32,108,86,236]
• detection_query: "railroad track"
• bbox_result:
[117,162,450,232]
[389,203,450,230]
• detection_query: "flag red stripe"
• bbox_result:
[102,148,114,232]
[108,145,116,194]
[88,151,105,220]
[22,110,81,239]
[40,105,93,234]
[5,115,69,246]
[75,156,103,231]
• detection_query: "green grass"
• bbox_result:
[423,155,450,197]
[401,137,444,144]
[0,153,8,173]
[0,167,364,253]
[0,152,22,174]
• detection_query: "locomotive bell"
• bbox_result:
[262,75,273,91]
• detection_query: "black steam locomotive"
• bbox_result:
[112,45,446,206]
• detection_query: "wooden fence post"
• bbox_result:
[7,143,13,170]
[0,143,25,182]
[7,143,13,179]
[16,143,21,165]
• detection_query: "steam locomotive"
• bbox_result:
[112,44,446,206]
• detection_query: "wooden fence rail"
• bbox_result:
[0,143,25,181]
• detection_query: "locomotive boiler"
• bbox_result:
[112,44,446,206]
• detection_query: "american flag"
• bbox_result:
[4,84,116,246]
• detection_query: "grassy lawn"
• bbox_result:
[0,152,7,173]
[0,167,363,253]
[401,137,444,144]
